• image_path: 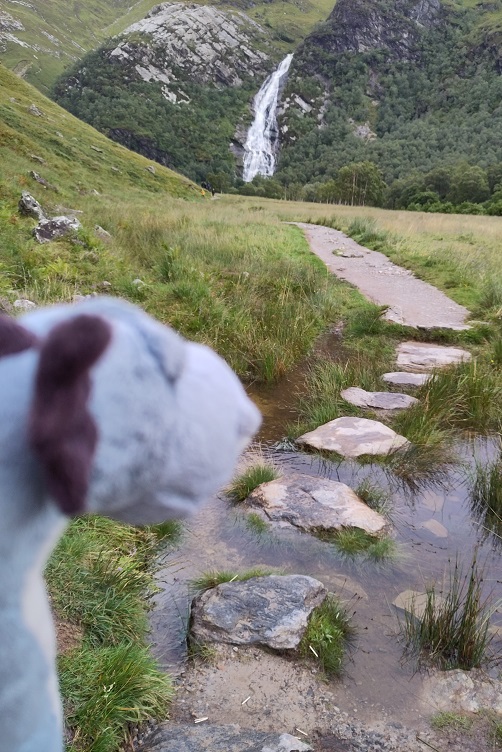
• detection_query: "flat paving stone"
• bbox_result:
[382,372,431,387]
[296,416,409,458]
[341,387,418,410]
[396,341,471,372]
[246,472,388,537]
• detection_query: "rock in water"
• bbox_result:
[246,472,388,537]
[382,372,431,387]
[190,575,327,650]
[296,417,409,457]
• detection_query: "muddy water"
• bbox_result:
[150,384,502,727]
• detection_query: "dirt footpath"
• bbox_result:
[294,223,470,330]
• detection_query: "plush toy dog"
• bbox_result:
[0,297,261,752]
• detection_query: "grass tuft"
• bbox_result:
[399,553,494,670]
[245,512,270,535]
[190,567,277,593]
[355,479,392,516]
[299,595,354,677]
[430,711,473,731]
[227,462,280,502]
[332,528,397,562]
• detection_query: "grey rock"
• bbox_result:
[143,724,313,751]
[422,668,502,715]
[29,171,57,191]
[28,104,43,117]
[146,164,156,174]
[13,299,36,311]
[382,372,431,387]
[420,518,448,538]
[55,131,64,138]
[33,216,81,243]
[393,589,445,621]
[18,191,46,221]
[190,575,327,650]
[338,249,365,258]
[90,145,103,153]
[396,342,471,372]
[132,278,145,286]
[296,416,409,458]
[94,225,111,240]
[246,472,388,537]
[341,387,418,410]
[30,154,46,164]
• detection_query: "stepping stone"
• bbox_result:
[296,417,409,458]
[144,725,313,752]
[190,575,327,650]
[393,590,445,620]
[341,387,418,410]
[396,342,471,372]
[246,472,388,537]
[382,372,431,388]
[420,519,448,538]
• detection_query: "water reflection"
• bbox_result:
[150,433,502,723]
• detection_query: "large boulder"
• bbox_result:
[246,473,388,537]
[33,215,81,243]
[190,575,327,650]
[296,417,409,458]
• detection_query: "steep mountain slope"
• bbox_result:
[51,2,285,184]
[0,0,334,92]
[276,0,502,185]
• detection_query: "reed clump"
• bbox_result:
[399,554,494,670]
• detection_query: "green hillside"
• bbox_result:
[276,0,502,197]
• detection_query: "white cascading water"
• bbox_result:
[242,54,293,182]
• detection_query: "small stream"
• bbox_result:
[150,341,502,727]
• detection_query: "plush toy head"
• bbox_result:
[1,296,261,524]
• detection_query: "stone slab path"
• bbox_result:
[294,223,470,330]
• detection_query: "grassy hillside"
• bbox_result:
[0,64,343,381]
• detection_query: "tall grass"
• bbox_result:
[46,517,178,750]
[399,554,494,670]
[469,457,502,545]
[60,644,173,752]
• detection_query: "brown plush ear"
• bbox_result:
[29,314,112,516]
[0,315,38,357]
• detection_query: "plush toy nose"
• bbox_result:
[239,395,262,443]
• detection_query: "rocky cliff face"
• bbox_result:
[108,2,272,101]
[306,0,441,62]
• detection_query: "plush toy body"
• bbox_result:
[0,298,260,752]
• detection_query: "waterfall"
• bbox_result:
[242,54,293,183]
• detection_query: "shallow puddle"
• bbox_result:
[150,385,502,727]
